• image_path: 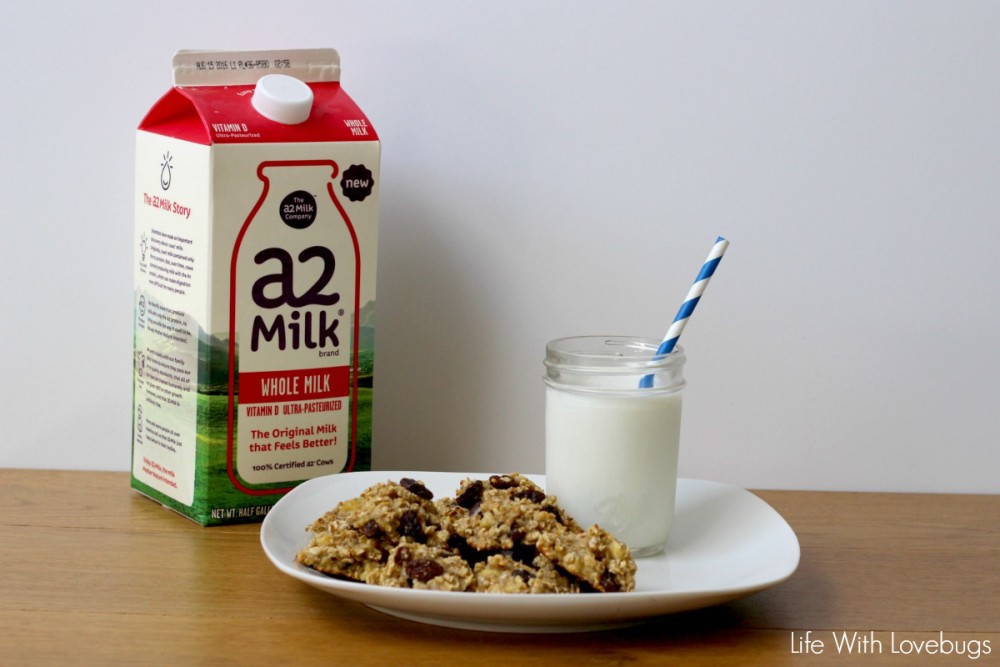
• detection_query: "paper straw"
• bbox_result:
[640,236,729,388]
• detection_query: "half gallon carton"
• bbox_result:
[132,49,379,524]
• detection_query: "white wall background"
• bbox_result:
[1,1,997,493]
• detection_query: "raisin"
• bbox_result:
[513,488,546,504]
[361,519,383,539]
[598,571,622,593]
[448,534,487,565]
[512,568,532,584]
[406,558,445,583]
[488,474,517,490]
[455,480,484,509]
[399,478,434,500]
[398,509,426,543]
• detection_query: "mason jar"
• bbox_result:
[544,336,686,557]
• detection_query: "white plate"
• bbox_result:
[260,471,800,633]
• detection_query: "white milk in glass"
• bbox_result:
[544,337,685,557]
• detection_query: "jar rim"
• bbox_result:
[544,336,685,371]
[543,336,686,393]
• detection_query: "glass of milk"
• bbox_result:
[544,336,685,557]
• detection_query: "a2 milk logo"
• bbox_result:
[340,164,373,202]
[160,152,173,190]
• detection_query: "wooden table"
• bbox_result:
[2,470,997,665]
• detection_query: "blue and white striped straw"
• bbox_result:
[640,236,729,388]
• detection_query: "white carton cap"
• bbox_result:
[251,74,314,124]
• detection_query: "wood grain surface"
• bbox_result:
[1,469,997,666]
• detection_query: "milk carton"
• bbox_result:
[132,49,379,525]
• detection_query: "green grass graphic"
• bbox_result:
[133,386,373,526]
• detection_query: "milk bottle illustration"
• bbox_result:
[229,161,360,491]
